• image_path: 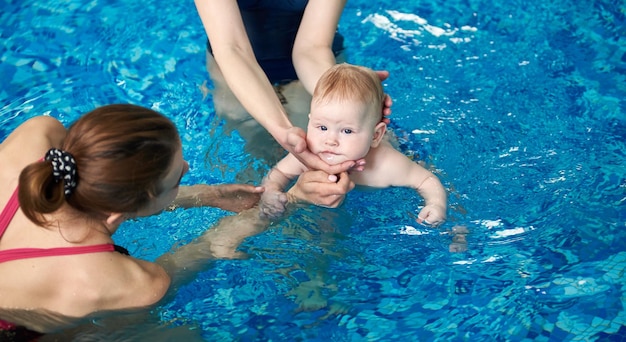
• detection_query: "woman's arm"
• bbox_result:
[194,0,357,174]
[169,166,354,214]
[292,0,347,94]
[156,168,355,287]
[170,184,263,212]
[194,0,292,142]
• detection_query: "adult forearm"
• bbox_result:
[194,0,293,145]
[292,0,346,94]
[214,50,293,143]
[293,48,337,94]
[171,185,222,208]
[170,184,262,212]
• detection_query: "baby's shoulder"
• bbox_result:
[356,146,411,187]
[369,143,411,165]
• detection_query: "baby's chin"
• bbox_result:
[318,152,348,166]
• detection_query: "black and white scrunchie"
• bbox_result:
[45,148,78,196]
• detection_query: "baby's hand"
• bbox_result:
[259,189,288,219]
[416,205,447,226]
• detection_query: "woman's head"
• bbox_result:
[19,104,185,226]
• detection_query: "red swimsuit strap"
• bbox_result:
[0,187,121,264]
[0,188,20,238]
[0,244,116,264]
[0,318,16,330]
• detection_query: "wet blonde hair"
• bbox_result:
[312,63,385,123]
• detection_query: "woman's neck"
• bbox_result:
[49,205,116,244]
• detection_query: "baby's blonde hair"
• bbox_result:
[312,63,384,123]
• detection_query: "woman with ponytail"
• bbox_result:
[0,104,353,336]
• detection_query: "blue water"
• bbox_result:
[1,0,625,341]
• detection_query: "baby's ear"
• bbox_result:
[371,122,387,148]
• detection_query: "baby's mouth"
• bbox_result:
[319,151,341,164]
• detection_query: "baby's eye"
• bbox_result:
[342,129,353,134]
[320,126,328,131]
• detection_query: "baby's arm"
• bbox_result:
[413,171,447,226]
[378,148,447,226]
[260,154,308,219]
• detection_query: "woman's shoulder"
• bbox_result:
[32,252,171,315]
[1,116,65,155]
[84,254,171,311]
[9,116,64,138]
[0,116,66,189]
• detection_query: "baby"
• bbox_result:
[260,63,447,226]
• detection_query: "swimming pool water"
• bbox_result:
[1,0,625,340]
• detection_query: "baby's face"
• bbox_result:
[306,99,377,165]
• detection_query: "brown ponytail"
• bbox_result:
[18,162,65,226]
[19,104,180,226]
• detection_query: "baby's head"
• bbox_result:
[311,63,385,126]
[307,64,387,165]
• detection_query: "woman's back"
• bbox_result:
[0,114,170,331]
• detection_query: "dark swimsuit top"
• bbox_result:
[0,187,129,333]
[206,0,345,83]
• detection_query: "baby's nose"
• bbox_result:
[325,137,338,146]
